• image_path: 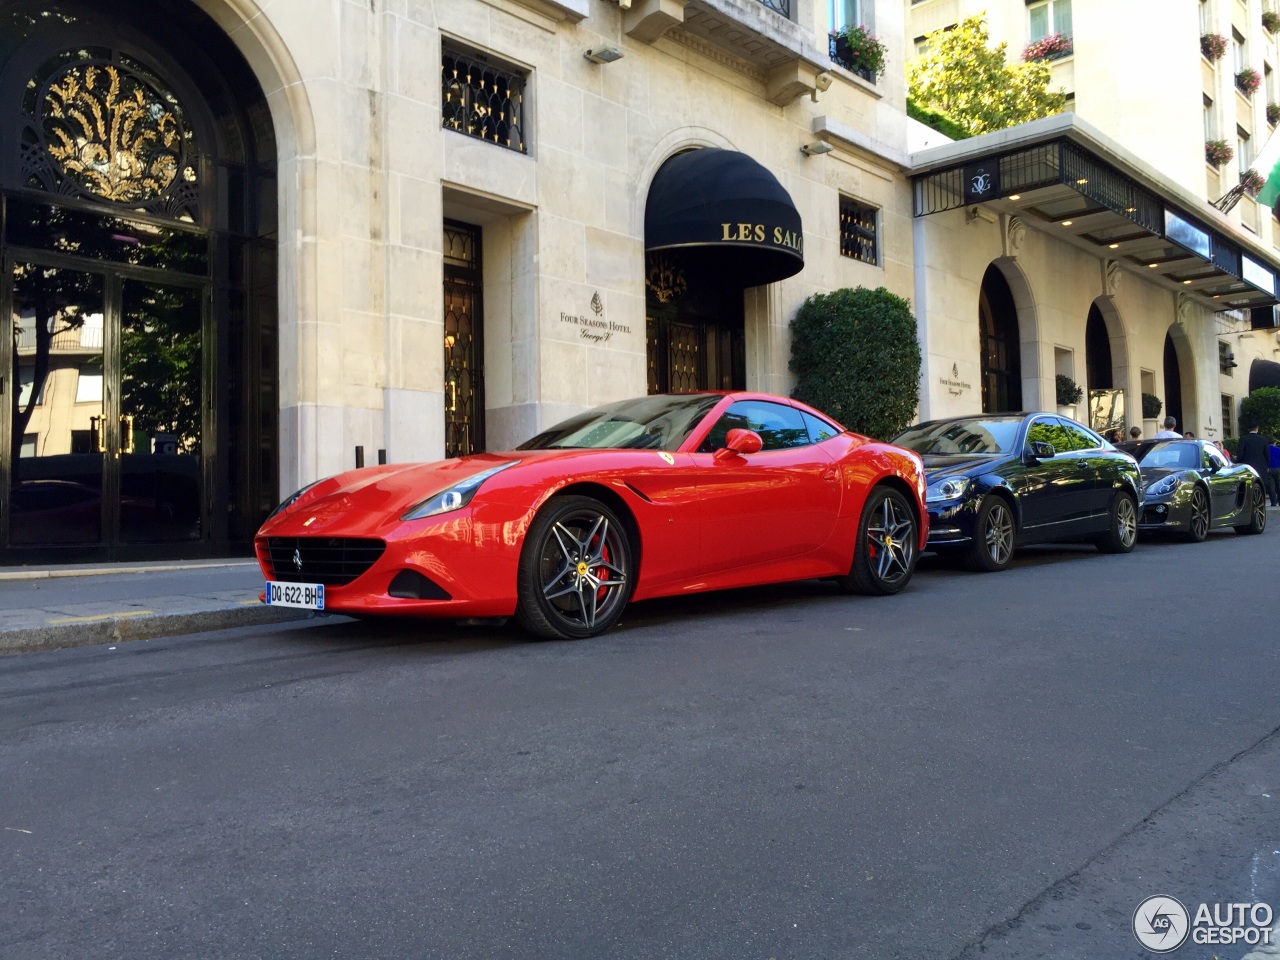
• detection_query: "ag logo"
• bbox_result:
[1133,895,1190,952]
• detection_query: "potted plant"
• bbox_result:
[1241,168,1267,195]
[1142,392,1162,437]
[1237,67,1263,96]
[1022,33,1073,62]
[829,24,887,81]
[1206,138,1235,168]
[1056,374,1083,419]
[1269,101,1280,126]
[1264,10,1280,33]
[1201,32,1228,61]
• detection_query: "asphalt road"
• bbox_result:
[2,530,1278,959]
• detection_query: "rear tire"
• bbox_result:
[835,486,918,596]
[1095,490,1138,554]
[1183,486,1210,543]
[515,496,634,640]
[965,496,1016,572]
[1234,482,1268,535]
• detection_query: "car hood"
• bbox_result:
[1138,466,1192,486]
[919,453,1004,481]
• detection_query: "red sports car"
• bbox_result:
[255,392,929,639]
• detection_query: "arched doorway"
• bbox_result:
[979,264,1022,412]
[1086,305,1112,391]
[643,148,803,393]
[1163,331,1184,431]
[0,0,277,561]
[1085,299,1129,432]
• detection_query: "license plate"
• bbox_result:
[265,580,325,610]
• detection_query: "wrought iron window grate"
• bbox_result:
[839,197,878,264]
[441,47,526,154]
[757,0,792,17]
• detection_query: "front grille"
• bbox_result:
[265,537,385,586]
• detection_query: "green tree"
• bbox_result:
[790,287,921,440]
[1239,386,1280,437]
[908,15,1067,137]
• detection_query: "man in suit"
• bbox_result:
[1236,423,1273,491]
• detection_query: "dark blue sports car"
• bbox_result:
[891,413,1144,571]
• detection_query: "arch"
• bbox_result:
[0,0,286,558]
[1163,324,1198,434]
[1086,296,1130,429]
[986,257,1041,409]
[979,259,1042,411]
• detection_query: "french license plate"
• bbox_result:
[265,580,325,610]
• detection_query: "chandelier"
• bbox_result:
[646,252,687,304]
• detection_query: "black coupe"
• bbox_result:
[892,414,1144,571]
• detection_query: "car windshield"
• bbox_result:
[1138,441,1200,470]
[518,394,722,451]
[893,418,1022,456]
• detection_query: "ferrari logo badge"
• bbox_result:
[292,548,302,572]
[659,452,675,465]
[576,561,589,576]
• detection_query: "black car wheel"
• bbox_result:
[837,485,918,595]
[1095,490,1138,553]
[1234,482,1268,535]
[1185,486,1210,543]
[965,496,1016,573]
[515,495,634,640]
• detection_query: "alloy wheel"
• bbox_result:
[983,502,1015,566]
[865,492,916,587]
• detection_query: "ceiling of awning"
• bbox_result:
[911,138,1279,312]
[645,147,804,289]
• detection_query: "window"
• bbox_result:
[802,411,840,443]
[1234,29,1248,78]
[1053,418,1102,451]
[441,43,527,154]
[19,433,37,459]
[1219,340,1238,373]
[1239,127,1252,175]
[75,365,103,403]
[698,400,810,452]
[839,197,878,265]
[1204,95,1216,140]
[1201,0,1214,34]
[828,0,861,32]
[1222,394,1235,436]
[1028,0,1072,41]
[1267,63,1276,111]
[914,34,930,57]
[1206,443,1229,471]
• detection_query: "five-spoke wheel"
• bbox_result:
[516,496,634,640]
[1095,490,1138,553]
[966,497,1016,572]
[1234,482,1268,535]
[1185,486,1210,543]
[837,486,918,595]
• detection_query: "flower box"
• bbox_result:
[1241,168,1267,195]
[1206,138,1235,168]
[1201,32,1228,61]
[829,25,886,82]
[1022,33,1073,62]
[1237,67,1262,96]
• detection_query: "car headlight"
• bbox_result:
[925,477,971,503]
[266,479,324,521]
[1145,474,1180,497]
[401,462,518,521]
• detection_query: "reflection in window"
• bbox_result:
[700,400,810,452]
[75,365,103,404]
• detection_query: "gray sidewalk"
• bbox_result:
[0,559,318,654]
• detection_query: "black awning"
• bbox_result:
[1250,358,1280,392]
[645,148,804,288]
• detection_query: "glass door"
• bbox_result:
[8,262,106,545]
[119,278,204,542]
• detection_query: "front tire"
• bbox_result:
[1184,486,1210,543]
[515,496,634,640]
[965,496,1016,572]
[1095,490,1138,554]
[1234,482,1268,535]
[836,486,918,596]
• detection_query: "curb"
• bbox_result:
[0,604,319,655]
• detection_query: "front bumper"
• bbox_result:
[923,497,979,547]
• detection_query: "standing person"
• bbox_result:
[1129,426,1143,441]
[1155,416,1181,438]
[1268,439,1280,507]
[1236,423,1271,485]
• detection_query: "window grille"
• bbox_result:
[441,46,527,154]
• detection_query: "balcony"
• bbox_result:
[625,0,829,105]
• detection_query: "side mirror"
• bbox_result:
[715,428,763,459]
[1028,441,1056,460]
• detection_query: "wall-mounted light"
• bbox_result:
[585,47,624,64]
[800,141,833,156]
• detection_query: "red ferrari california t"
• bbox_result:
[255,392,928,639]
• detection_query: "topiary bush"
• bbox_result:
[1055,374,1083,406]
[789,286,921,440]
[1239,386,1280,435]
[1142,392,1163,419]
